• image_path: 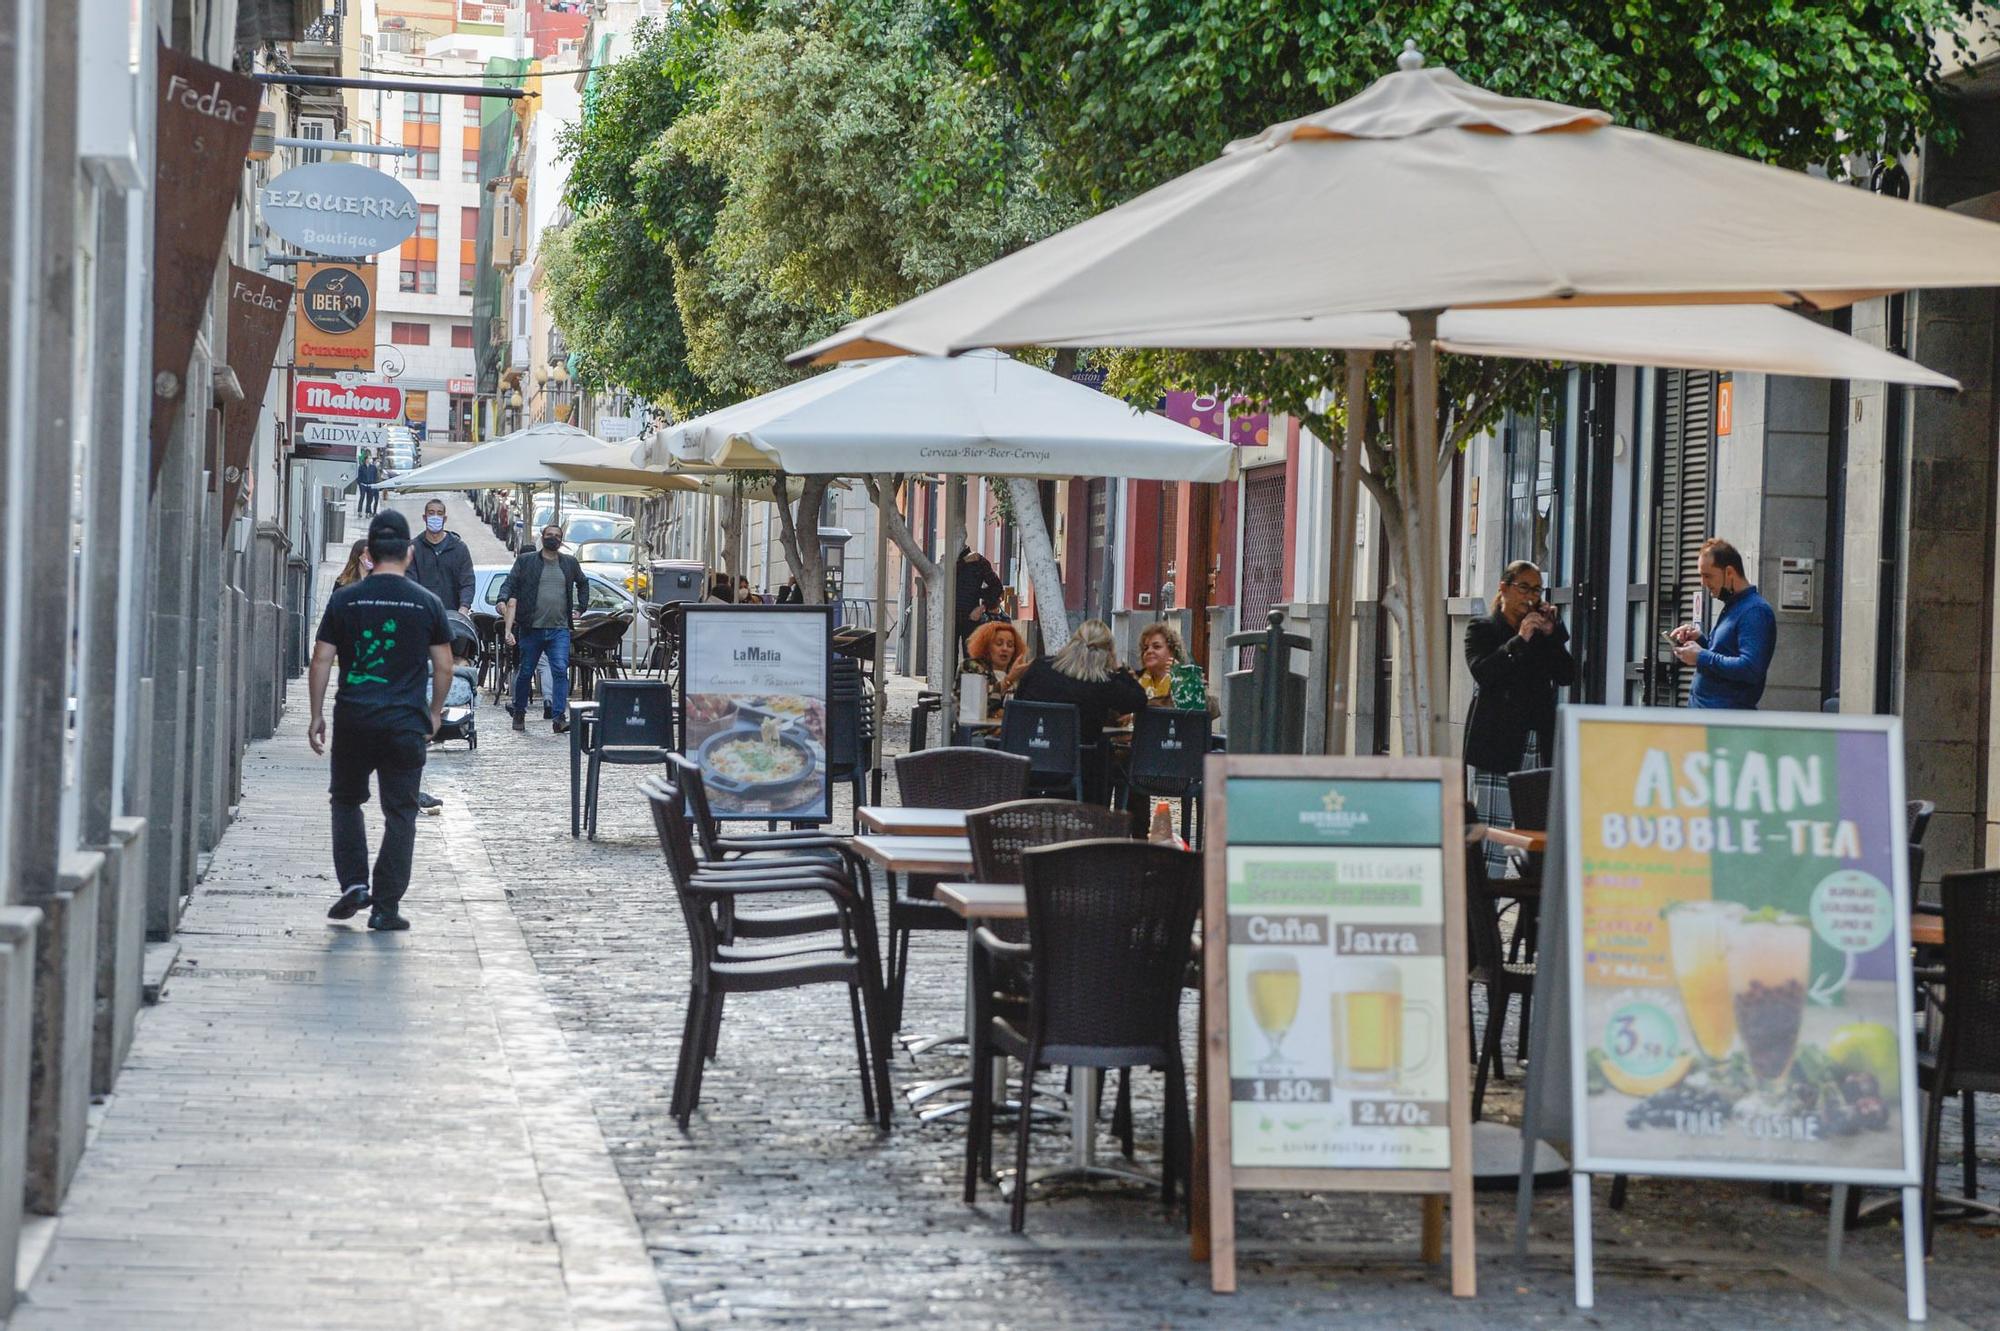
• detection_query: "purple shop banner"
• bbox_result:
[1161,391,1269,447]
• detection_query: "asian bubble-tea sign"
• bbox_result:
[1203,755,1474,1297]
[1568,712,1919,1181]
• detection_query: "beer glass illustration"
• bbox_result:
[1726,910,1813,1082]
[1329,959,1437,1091]
[1667,899,1745,1060]
[1245,952,1302,1070]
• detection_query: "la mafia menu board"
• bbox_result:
[1568,712,1918,1181]
[680,606,831,822]
[1225,778,1452,1170]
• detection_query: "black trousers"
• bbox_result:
[329,721,428,911]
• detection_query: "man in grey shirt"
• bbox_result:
[500,522,589,733]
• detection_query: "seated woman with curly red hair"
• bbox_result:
[960,620,1027,719]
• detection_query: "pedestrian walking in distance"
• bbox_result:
[355,450,381,516]
[1463,560,1574,875]
[308,510,453,930]
[1670,537,1777,709]
[406,496,477,813]
[501,522,589,734]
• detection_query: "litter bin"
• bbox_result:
[1224,608,1309,754]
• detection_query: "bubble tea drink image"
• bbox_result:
[1726,910,1813,1082]
[1667,900,1745,1060]
[1329,959,1436,1091]
[1245,952,1301,1070]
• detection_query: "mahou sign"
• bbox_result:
[294,378,402,421]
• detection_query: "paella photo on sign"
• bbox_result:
[679,607,831,821]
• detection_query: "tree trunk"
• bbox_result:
[1005,476,1070,652]
[719,479,745,578]
[772,470,833,604]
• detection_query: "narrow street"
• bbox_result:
[7,492,1991,1329]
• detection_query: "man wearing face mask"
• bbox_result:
[407,496,475,617]
[500,523,589,733]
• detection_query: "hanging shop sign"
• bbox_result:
[294,377,402,421]
[148,41,261,486]
[258,161,420,258]
[218,265,293,529]
[296,421,386,460]
[293,261,378,371]
[677,605,833,824]
[1203,756,1475,1297]
[1517,707,1923,1316]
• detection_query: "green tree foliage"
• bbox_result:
[549,0,1077,408]
[958,0,1980,436]
[547,8,741,417]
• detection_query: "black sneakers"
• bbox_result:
[511,711,526,732]
[552,717,569,735]
[417,792,444,815]
[367,909,411,932]
[327,885,372,920]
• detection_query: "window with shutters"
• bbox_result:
[1653,369,1715,705]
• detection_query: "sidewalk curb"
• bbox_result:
[439,804,677,1331]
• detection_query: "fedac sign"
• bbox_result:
[259,162,420,258]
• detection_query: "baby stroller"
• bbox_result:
[432,611,480,750]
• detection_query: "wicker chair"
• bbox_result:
[1922,868,2000,1251]
[886,748,1030,1031]
[642,775,890,1129]
[973,839,1201,1231]
[961,800,1134,1196]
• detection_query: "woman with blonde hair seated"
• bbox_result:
[960,619,1027,719]
[1011,618,1148,801]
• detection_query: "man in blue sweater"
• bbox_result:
[1670,538,1776,709]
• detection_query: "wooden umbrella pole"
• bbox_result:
[871,473,890,791]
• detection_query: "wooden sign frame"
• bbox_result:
[1201,754,1475,1296]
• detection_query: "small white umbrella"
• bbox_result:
[643,349,1239,483]
[378,420,610,492]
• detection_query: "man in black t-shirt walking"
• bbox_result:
[309,510,453,930]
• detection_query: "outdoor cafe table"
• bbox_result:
[937,880,1154,1189]
[855,807,968,837]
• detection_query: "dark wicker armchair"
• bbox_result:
[972,839,1201,1231]
[886,748,1030,1031]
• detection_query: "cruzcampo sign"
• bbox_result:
[259,161,420,258]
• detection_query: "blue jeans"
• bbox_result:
[513,626,571,720]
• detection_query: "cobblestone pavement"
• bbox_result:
[17,490,2000,1328]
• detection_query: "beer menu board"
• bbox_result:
[1223,776,1452,1170]
[1566,712,1919,1182]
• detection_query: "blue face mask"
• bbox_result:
[425,514,445,533]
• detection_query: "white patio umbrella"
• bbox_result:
[643,349,1243,774]
[643,348,1239,483]
[791,50,2000,756]
[378,420,611,493]
[1027,303,1958,388]
[538,441,710,494]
